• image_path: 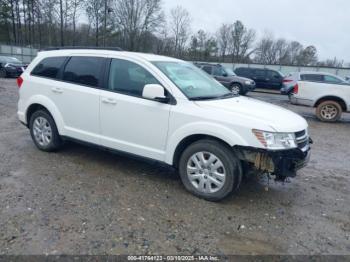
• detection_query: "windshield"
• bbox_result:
[153,61,233,100]
[0,57,22,63]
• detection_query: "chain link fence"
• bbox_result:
[0,44,38,63]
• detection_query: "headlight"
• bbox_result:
[244,80,252,85]
[252,129,297,150]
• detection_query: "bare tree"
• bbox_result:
[288,41,303,65]
[318,57,344,68]
[216,23,232,62]
[229,20,256,63]
[255,33,293,65]
[112,0,163,51]
[86,0,104,46]
[71,0,83,45]
[169,6,191,57]
[297,45,318,66]
[59,0,63,46]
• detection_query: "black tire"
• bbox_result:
[230,83,242,95]
[178,139,242,202]
[316,100,342,122]
[0,68,7,78]
[29,110,63,152]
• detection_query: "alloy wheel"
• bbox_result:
[320,104,338,120]
[32,116,52,147]
[186,152,226,194]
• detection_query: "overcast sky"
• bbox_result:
[162,0,349,62]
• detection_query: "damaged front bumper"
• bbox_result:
[235,140,312,180]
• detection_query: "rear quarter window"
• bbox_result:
[31,57,67,79]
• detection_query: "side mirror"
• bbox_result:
[142,84,169,103]
[222,73,228,77]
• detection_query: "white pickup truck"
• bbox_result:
[289,72,350,122]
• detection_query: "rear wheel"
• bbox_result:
[179,139,242,201]
[316,100,342,122]
[230,83,242,95]
[29,110,63,151]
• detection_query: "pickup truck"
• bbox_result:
[289,72,350,122]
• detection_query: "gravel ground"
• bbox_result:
[0,78,349,255]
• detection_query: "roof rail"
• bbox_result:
[41,46,123,52]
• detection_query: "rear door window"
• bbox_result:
[213,66,226,76]
[235,68,249,76]
[301,74,324,82]
[201,66,213,75]
[267,70,281,79]
[253,69,266,77]
[31,57,67,79]
[62,56,105,87]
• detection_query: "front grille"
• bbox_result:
[295,130,309,152]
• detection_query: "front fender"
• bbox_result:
[165,121,249,165]
[24,95,66,135]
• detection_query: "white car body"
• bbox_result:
[17,49,311,200]
[18,50,308,163]
[290,75,350,112]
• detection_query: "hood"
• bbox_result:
[195,96,308,132]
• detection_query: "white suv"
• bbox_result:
[289,72,350,122]
[17,48,311,201]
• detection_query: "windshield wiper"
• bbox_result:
[190,93,237,101]
[217,93,237,99]
[189,96,220,101]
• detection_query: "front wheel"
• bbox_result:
[316,101,342,122]
[179,139,242,201]
[230,83,242,95]
[0,68,7,78]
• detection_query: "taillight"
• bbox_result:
[17,76,23,88]
[283,79,293,83]
[293,83,299,94]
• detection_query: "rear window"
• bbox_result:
[62,56,104,87]
[31,57,67,79]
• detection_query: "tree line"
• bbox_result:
[0,0,347,67]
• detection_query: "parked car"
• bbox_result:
[234,67,284,90]
[195,63,255,95]
[290,72,350,122]
[281,72,348,95]
[17,48,311,201]
[0,56,28,78]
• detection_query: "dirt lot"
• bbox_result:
[0,78,349,255]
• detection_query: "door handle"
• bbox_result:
[51,87,63,94]
[101,97,117,105]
